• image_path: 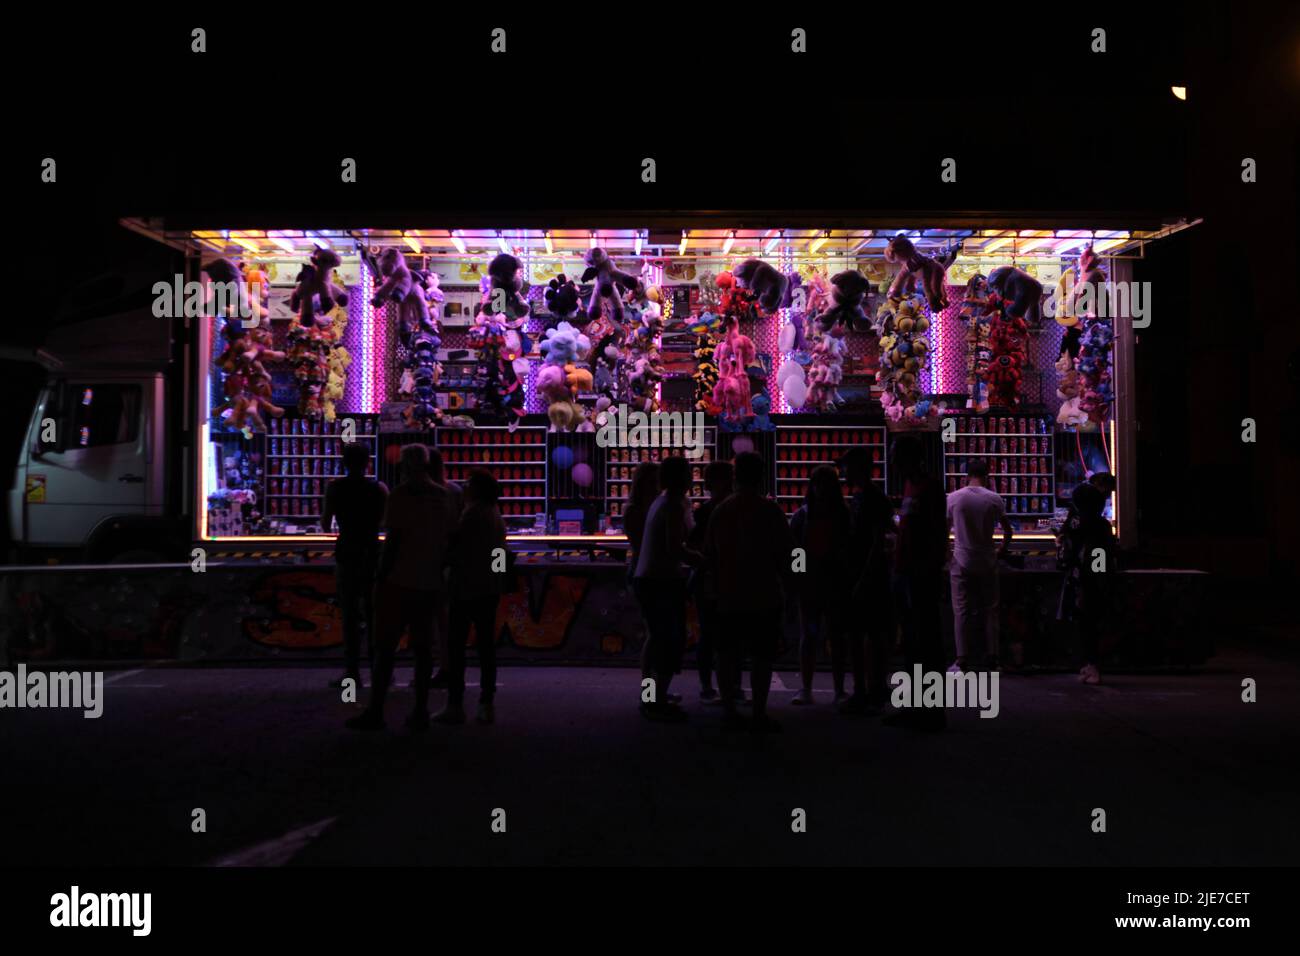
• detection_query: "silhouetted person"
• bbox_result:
[705,451,795,733]
[322,442,388,689]
[687,460,735,702]
[633,455,700,721]
[838,447,895,714]
[624,462,662,696]
[439,469,508,724]
[947,458,1013,672]
[885,437,948,731]
[624,461,661,577]
[789,465,853,705]
[1058,471,1117,684]
[347,443,453,732]
[427,449,463,690]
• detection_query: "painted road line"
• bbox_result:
[103,669,144,685]
[211,817,339,867]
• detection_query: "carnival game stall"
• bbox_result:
[103,220,1202,667]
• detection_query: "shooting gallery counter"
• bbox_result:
[0,555,1214,669]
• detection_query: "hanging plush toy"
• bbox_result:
[1055,267,1078,328]
[485,253,530,320]
[693,332,721,414]
[290,248,349,329]
[874,294,933,418]
[734,258,789,316]
[582,247,643,323]
[1070,246,1108,317]
[1055,351,1087,427]
[242,262,271,328]
[368,247,411,304]
[538,320,590,367]
[803,270,832,320]
[544,273,581,319]
[468,275,524,426]
[286,251,350,420]
[533,320,592,430]
[627,348,665,414]
[215,324,286,434]
[203,258,251,321]
[959,274,991,411]
[984,292,1029,409]
[780,270,803,310]
[388,269,443,429]
[626,290,664,354]
[715,271,758,324]
[884,236,953,314]
[749,394,776,431]
[986,265,1044,328]
[208,259,286,434]
[697,272,723,311]
[712,314,756,422]
[1059,245,1107,361]
[818,269,873,332]
[806,321,848,411]
[1074,248,1114,424]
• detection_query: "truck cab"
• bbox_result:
[8,370,180,562]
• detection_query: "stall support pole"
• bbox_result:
[1111,258,1138,549]
[193,254,212,542]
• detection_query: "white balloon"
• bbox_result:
[777,360,804,385]
[783,376,808,408]
[778,321,797,352]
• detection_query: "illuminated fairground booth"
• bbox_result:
[119,220,1207,667]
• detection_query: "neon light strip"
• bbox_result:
[360,261,375,413]
[932,299,942,396]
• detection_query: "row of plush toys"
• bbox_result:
[470,254,532,426]
[209,249,356,433]
[875,293,936,422]
[711,260,792,426]
[287,247,351,421]
[363,246,445,429]
[530,247,659,429]
[1055,247,1113,426]
[210,258,285,434]
[957,264,1045,410]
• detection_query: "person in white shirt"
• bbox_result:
[946,458,1014,672]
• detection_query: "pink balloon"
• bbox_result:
[572,462,594,487]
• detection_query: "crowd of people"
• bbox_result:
[325,436,1117,734]
[325,441,506,731]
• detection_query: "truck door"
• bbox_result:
[24,379,148,547]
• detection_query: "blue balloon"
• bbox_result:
[552,445,575,470]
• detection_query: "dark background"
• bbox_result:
[6,5,1299,585]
